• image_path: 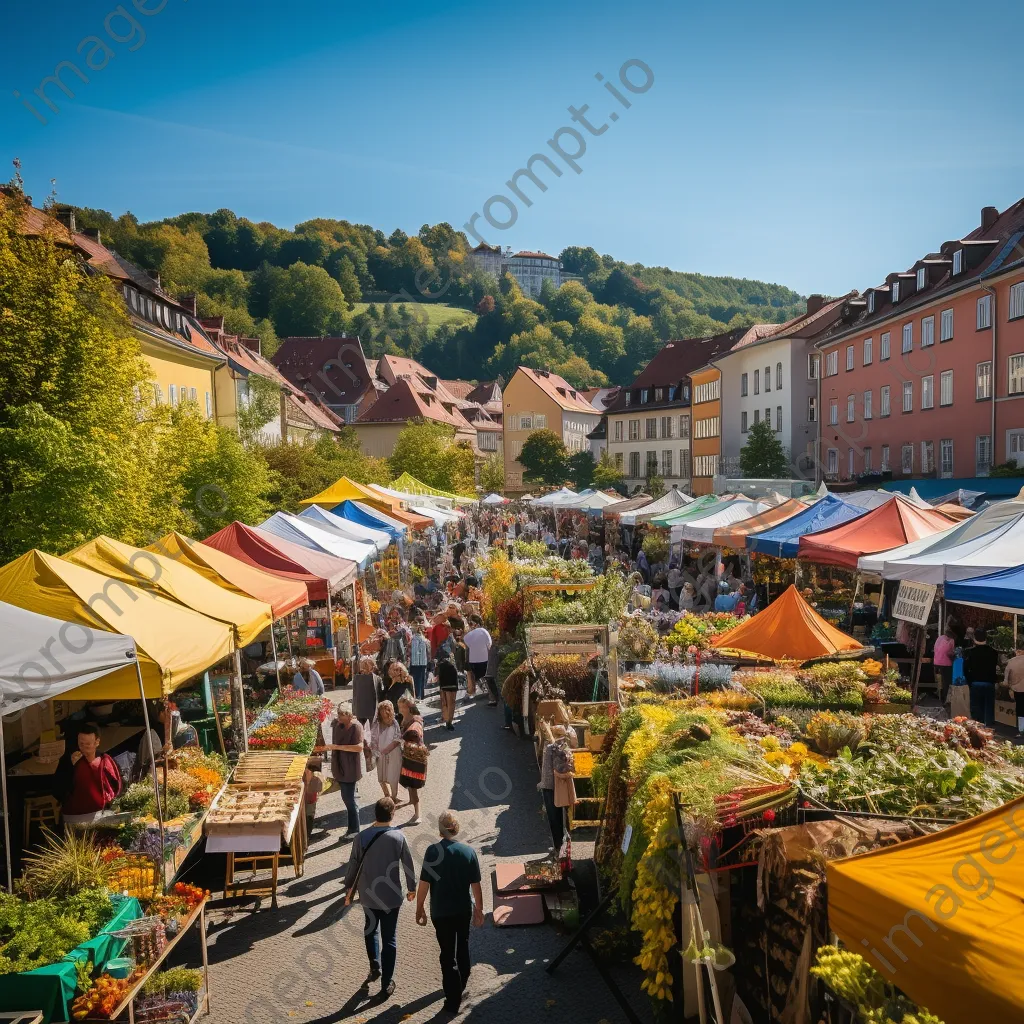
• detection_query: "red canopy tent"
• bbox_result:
[203,521,354,601]
[797,494,958,569]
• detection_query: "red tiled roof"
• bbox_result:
[440,379,476,400]
[470,242,501,254]
[356,377,474,430]
[515,366,599,414]
[511,251,558,261]
[272,336,372,407]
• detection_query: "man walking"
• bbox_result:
[415,811,484,1015]
[344,797,416,1000]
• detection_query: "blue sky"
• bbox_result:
[4,0,1024,296]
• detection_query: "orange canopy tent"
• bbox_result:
[149,532,308,619]
[712,498,808,548]
[712,585,864,662]
[797,494,958,570]
[933,501,975,521]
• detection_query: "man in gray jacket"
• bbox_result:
[344,796,416,999]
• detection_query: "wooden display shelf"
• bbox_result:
[82,898,210,1024]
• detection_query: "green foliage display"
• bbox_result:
[739,418,789,478]
[518,429,568,486]
[592,450,625,490]
[388,421,475,495]
[478,450,504,494]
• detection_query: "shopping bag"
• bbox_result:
[949,684,971,720]
[553,770,577,808]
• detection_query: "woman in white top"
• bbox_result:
[369,700,403,800]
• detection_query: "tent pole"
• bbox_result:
[231,648,249,753]
[285,614,294,658]
[0,708,12,893]
[326,591,335,652]
[136,661,166,870]
[270,629,282,692]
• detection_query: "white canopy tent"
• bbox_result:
[562,489,621,512]
[0,604,147,891]
[842,490,899,510]
[530,487,578,506]
[621,487,694,526]
[368,483,455,510]
[258,511,376,570]
[411,504,460,525]
[672,500,770,543]
[481,493,508,505]
[299,504,391,555]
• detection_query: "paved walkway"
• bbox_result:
[199,688,650,1024]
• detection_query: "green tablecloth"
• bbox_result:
[0,896,142,1022]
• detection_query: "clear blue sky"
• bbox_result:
[5,0,1024,296]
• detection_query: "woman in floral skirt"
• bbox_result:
[397,696,427,825]
[370,700,403,801]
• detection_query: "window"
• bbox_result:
[741,372,748,396]
[629,419,640,440]
[901,444,913,474]
[693,379,721,404]
[863,337,872,365]
[902,381,913,412]
[613,420,624,442]
[846,394,855,422]
[976,435,991,475]
[848,448,855,477]
[881,445,890,472]
[204,391,212,418]
[1011,282,1024,321]
[807,396,818,422]
[614,452,624,470]
[826,350,839,376]
[679,415,690,438]
[520,414,533,430]
[829,399,838,425]
[189,387,198,402]
[661,416,674,439]
[977,361,992,399]
[880,332,891,360]
[765,407,771,427]
[662,450,673,476]
[917,267,927,291]
[534,413,547,428]
[846,345,854,371]
[640,388,649,404]
[892,281,900,304]
[880,385,891,417]
[153,383,162,405]
[694,416,720,439]
[864,447,873,472]
[921,374,934,410]
[624,391,631,407]
[921,440,935,474]
[754,409,761,425]
[977,295,992,330]
[776,362,783,390]
[776,405,782,432]
[654,387,664,402]
[741,410,748,432]
[953,249,963,275]
[922,316,935,347]
[940,309,954,341]
[867,292,876,314]
[940,439,954,477]
[940,370,953,407]
[168,384,178,406]
[761,366,769,392]
[479,431,499,451]
[808,354,820,379]
[645,418,657,439]
[863,390,873,419]
[827,449,839,475]
[693,454,719,478]
[1010,354,1024,395]
[680,449,692,479]
[754,369,760,394]
[902,323,913,353]
[629,451,641,478]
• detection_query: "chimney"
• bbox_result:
[144,269,161,289]
[806,294,826,316]
[981,206,999,233]
[240,337,261,355]
[81,227,101,245]
[178,293,197,316]
[54,206,76,232]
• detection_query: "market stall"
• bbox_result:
[747,495,868,558]
[257,511,375,570]
[711,498,807,549]
[297,505,392,556]
[620,486,693,526]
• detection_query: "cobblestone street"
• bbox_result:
[197,689,651,1024]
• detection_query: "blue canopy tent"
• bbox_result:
[945,563,1024,613]
[331,500,406,541]
[747,494,868,558]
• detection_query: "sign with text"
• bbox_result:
[893,580,937,626]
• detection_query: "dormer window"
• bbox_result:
[624,391,631,406]
[654,387,663,402]
[641,388,649,403]
[867,292,875,314]
[953,249,963,275]
[891,281,900,304]
[916,267,926,291]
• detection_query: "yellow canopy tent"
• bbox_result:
[66,536,272,647]
[828,795,1024,1023]
[299,476,381,507]
[712,584,864,662]
[0,550,232,698]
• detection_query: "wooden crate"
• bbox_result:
[526,623,608,658]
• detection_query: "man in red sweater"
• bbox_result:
[56,723,122,823]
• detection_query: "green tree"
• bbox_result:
[237,375,282,445]
[254,317,280,357]
[644,473,666,499]
[519,429,568,487]
[268,261,348,337]
[592,450,625,490]
[388,421,475,495]
[479,451,504,494]
[566,449,595,490]
[739,418,789,477]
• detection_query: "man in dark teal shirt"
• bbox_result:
[415,810,484,1014]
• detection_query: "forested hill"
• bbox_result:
[72,206,804,387]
